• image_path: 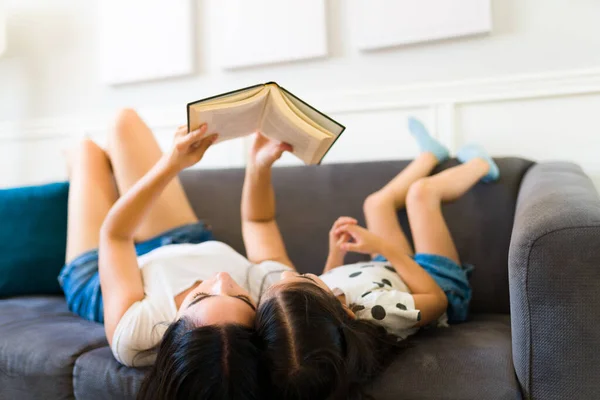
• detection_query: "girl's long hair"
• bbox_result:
[255,282,405,400]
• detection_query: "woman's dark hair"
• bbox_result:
[137,318,264,400]
[255,282,405,400]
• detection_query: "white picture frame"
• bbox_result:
[219,0,328,69]
[98,0,194,85]
[356,0,492,51]
[0,0,6,57]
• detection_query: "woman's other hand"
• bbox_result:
[249,132,293,169]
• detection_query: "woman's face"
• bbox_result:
[178,272,256,327]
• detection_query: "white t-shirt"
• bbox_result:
[111,241,291,367]
[319,261,422,339]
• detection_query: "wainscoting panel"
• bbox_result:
[1,68,600,190]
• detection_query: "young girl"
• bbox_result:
[255,118,500,400]
[57,109,295,399]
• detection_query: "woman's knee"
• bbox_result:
[406,178,438,208]
[108,108,140,147]
[74,139,107,164]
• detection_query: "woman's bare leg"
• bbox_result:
[65,139,118,263]
[363,152,439,257]
[406,158,490,264]
[106,109,198,242]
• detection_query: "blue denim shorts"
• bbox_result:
[373,253,474,323]
[58,222,214,324]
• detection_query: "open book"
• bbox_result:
[187,82,345,165]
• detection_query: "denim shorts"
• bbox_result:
[373,253,474,323]
[58,222,214,324]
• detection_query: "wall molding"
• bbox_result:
[319,67,600,114]
[2,67,600,142]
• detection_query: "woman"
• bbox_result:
[57,109,295,399]
[255,118,498,399]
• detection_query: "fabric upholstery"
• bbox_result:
[73,347,147,400]
[509,162,600,400]
[0,182,69,296]
[181,158,533,314]
[0,296,107,400]
[368,314,522,400]
[8,157,585,400]
[70,315,518,400]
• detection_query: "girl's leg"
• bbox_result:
[106,109,198,242]
[406,158,490,263]
[363,152,439,256]
[364,118,449,257]
[66,139,118,263]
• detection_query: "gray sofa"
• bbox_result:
[1,158,599,400]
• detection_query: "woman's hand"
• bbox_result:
[335,224,389,255]
[249,132,293,169]
[324,217,357,273]
[167,124,218,171]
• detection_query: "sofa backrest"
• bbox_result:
[180,157,533,315]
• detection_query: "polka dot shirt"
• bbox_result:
[320,261,421,339]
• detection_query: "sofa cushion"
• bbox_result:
[71,315,519,400]
[73,347,147,400]
[0,181,69,296]
[180,158,534,314]
[0,296,107,399]
[368,314,521,400]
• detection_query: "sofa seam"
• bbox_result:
[525,224,600,399]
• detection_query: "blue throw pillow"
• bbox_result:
[0,182,69,297]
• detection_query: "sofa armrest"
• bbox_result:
[509,162,600,400]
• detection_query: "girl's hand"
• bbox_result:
[324,217,357,273]
[249,132,293,169]
[329,216,357,258]
[167,124,218,171]
[335,224,388,255]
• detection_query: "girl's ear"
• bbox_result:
[344,305,357,320]
[331,288,356,319]
[332,288,356,319]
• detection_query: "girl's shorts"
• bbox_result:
[373,253,473,323]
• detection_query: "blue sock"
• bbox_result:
[456,144,500,183]
[408,117,449,163]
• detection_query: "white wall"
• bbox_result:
[1,0,600,189]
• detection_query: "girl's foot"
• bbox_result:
[457,144,500,183]
[408,117,449,163]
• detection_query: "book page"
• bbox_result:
[189,89,269,142]
[198,85,265,107]
[268,87,330,140]
[260,95,324,165]
[311,135,335,164]
[280,90,344,138]
[279,93,331,136]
